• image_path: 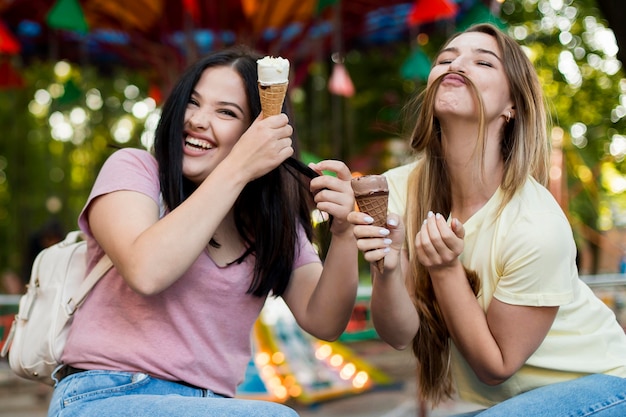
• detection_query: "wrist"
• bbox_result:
[329,223,355,241]
[429,259,465,280]
[212,156,251,188]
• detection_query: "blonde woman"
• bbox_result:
[349,24,626,416]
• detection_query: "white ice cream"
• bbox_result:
[257,56,290,85]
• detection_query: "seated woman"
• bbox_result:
[48,47,359,417]
[349,23,626,416]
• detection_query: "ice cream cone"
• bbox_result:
[258,82,288,117]
[257,56,289,117]
[351,175,389,274]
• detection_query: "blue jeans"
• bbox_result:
[453,374,626,417]
[47,370,299,417]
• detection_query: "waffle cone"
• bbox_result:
[355,192,389,273]
[258,82,288,117]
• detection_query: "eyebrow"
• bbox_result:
[439,46,502,62]
[190,89,246,115]
[217,100,245,115]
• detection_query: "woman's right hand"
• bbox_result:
[226,112,294,181]
[347,211,405,272]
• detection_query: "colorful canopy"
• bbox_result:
[1,1,502,63]
[0,0,504,91]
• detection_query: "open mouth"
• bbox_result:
[185,136,214,150]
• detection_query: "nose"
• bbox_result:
[448,56,466,73]
[187,109,210,130]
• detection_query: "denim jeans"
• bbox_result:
[47,370,299,417]
[452,374,626,417]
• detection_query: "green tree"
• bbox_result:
[0,59,151,280]
[2,0,625,280]
[502,0,626,272]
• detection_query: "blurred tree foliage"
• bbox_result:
[1,0,625,279]
[0,60,149,280]
[502,0,626,271]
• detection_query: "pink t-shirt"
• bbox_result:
[62,148,321,397]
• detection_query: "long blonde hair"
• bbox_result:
[404,23,550,405]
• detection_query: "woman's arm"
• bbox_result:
[370,248,419,350]
[89,114,293,295]
[418,212,558,385]
[282,160,359,341]
[348,210,420,349]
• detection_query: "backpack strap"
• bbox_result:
[64,254,113,316]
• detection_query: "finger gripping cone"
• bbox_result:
[258,82,288,117]
[351,175,389,273]
[354,192,389,273]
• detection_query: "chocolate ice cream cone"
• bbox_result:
[351,175,389,274]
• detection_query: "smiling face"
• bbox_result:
[427,31,514,125]
[182,65,251,184]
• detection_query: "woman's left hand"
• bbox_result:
[308,160,355,235]
[415,212,465,271]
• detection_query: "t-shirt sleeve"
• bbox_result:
[292,225,322,269]
[78,148,160,237]
[493,210,576,307]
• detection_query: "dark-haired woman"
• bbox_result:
[48,47,358,417]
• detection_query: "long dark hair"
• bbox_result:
[154,46,314,297]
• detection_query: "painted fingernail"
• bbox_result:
[427,211,434,218]
[383,238,392,245]
[383,247,391,253]
[388,218,398,226]
[435,213,442,219]
[379,228,390,236]
[364,216,374,224]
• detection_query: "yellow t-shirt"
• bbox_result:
[384,168,626,406]
[383,161,416,217]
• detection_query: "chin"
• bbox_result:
[182,166,210,184]
[183,174,207,185]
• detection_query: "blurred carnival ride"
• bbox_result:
[236,295,395,405]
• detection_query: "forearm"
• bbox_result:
[370,265,419,350]
[431,264,507,383]
[301,230,359,340]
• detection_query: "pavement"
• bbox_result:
[0,364,52,417]
[291,340,482,417]
[0,340,482,417]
